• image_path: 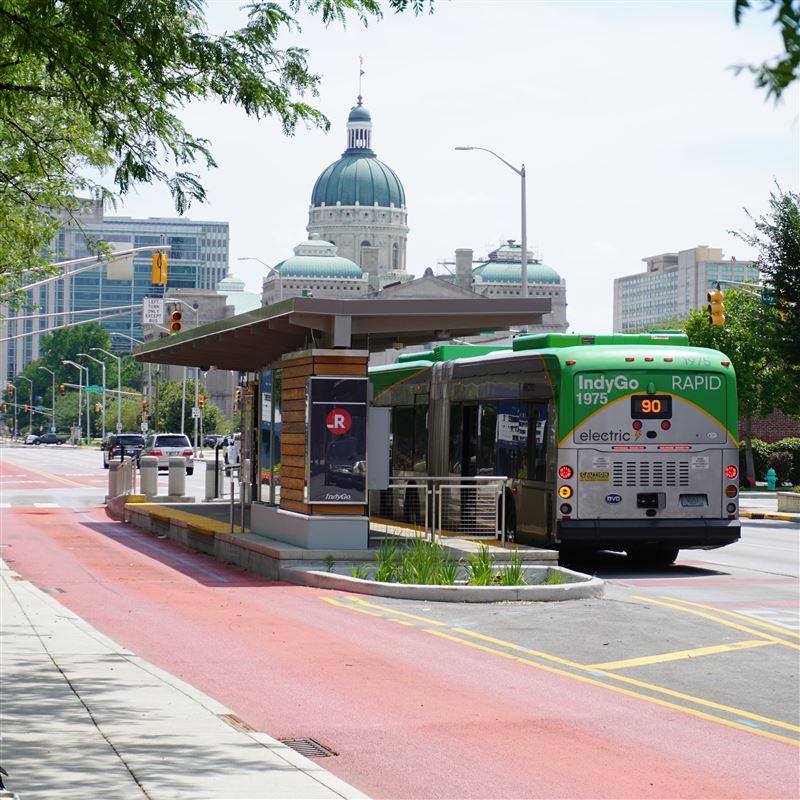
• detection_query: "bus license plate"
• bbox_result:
[680,494,708,507]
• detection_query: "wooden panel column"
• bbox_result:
[278,349,369,517]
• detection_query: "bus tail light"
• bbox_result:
[558,465,573,479]
[724,465,738,480]
[559,503,572,515]
[726,502,737,513]
[660,420,671,430]
[558,485,573,499]
[632,420,642,431]
[725,485,738,498]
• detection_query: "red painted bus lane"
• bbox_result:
[3,507,797,799]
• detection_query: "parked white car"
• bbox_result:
[141,433,194,474]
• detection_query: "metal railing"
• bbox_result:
[370,475,508,543]
[108,455,137,498]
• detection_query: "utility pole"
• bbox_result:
[79,353,107,441]
[17,376,33,434]
[181,366,187,434]
[38,366,56,432]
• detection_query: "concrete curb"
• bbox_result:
[740,510,800,523]
[281,565,604,602]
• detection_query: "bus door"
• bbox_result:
[517,401,551,541]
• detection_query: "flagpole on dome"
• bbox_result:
[357,55,365,106]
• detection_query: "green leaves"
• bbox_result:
[0,0,433,302]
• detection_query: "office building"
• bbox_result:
[613,246,759,332]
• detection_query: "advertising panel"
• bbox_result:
[306,377,368,504]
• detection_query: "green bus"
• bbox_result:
[369,332,741,566]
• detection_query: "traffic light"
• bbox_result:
[22,404,28,412]
[234,388,241,410]
[707,286,725,327]
[95,402,102,413]
[198,394,205,410]
[2,404,7,412]
[59,383,66,395]
[151,252,168,285]
[169,308,182,334]
[7,384,14,394]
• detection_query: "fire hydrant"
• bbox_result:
[766,467,777,491]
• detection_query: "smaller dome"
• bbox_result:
[217,274,245,292]
[473,261,561,285]
[348,104,371,123]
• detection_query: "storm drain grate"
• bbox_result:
[43,587,65,594]
[280,738,337,758]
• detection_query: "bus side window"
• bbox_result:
[526,402,549,482]
[478,402,497,475]
[496,401,527,480]
[449,403,463,473]
[392,406,414,472]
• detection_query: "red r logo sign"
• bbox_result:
[326,408,352,435]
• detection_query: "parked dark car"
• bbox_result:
[103,433,146,468]
[35,433,65,445]
[203,433,222,448]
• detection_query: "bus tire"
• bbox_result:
[626,545,679,568]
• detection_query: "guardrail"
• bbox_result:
[108,455,137,498]
[370,475,509,543]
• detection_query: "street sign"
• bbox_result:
[141,422,149,432]
[86,385,103,393]
[191,407,201,419]
[142,297,164,326]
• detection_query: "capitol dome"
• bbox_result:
[472,241,562,285]
[306,97,410,288]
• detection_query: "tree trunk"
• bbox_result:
[743,416,756,487]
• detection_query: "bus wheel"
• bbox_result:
[626,545,679,568]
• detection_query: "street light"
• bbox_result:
[455,146,528,298]
[238,257,283,302]
[37,366,56,433]
[91,348,122,434]
[79,352,107,441]
[63,359,89,443]
[16,375,32,435]
[108,335,152,432]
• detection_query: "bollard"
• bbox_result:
[205,459,221,501]
[108,461,121,499]
[140,456,158,499]
[168,456,186,498]
[243,458,251,504]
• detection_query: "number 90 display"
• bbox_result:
[631,394,672,419]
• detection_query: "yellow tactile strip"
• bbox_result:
[131,503,249,536]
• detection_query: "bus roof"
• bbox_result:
[512,332,689,351]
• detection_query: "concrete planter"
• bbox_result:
[777,492,800,513]
[281,564,603,602]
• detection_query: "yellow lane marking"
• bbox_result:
[324,596,800,736]
[659,596,800,640]
[320,596,384,618]
[424,628,799,747]
[348,597,448,626]
[633,596,800,652]
[451,627,584,668]
[588,640,774,670]
[19,465,85,489]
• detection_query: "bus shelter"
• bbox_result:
[135,296,550,549]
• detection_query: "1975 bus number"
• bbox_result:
[576,392,608,405]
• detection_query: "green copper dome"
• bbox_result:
[311,154,405,208]
[275,240,363,279]
[473,261,561,285]
[311,100,405,208]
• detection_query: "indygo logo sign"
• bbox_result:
[577,375,640,392]
[672,375,722,391]
[605,493,622,504]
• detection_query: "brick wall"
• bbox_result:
[741,411,800,444]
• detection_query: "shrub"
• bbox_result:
[769,438,800,485]
[375,537,399,582]
[767,451,793,484]
[739,438,770,480]
[466,545,494,586]
[434,551,460,585]
[350,563,368,580]
[498,549,525,586]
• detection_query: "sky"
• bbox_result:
[112,0,799,332]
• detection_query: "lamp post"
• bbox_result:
[238,257,282,302]
[109,334,151,432]
[79,352,107,442]
[91,347,122,434]
[455,146,528,298]
[17,376,33,434]
[63,360,89,443]
[38,366,56,432]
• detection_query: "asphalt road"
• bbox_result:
[1,444,798,799]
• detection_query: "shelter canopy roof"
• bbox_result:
[134,296,550,371]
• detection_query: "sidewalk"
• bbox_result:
[0,560,367,800]
[739,494,800,524]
